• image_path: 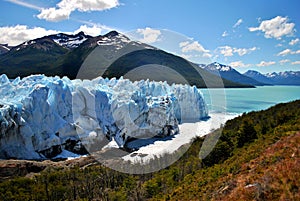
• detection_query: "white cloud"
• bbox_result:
[289,38,299,46]
[38,7,72,22]
[179,54,192,60]
[229,61,251,68]
[37,0,119,22]
[233,19,243,28]
[291,61,300,65]
[202,53,212,58]
[256,61,276,67]
[5,0,42,10]
[74,25,102,36]
[277,48,300,56]
[136,27,161,44]
[179,41,210,53]
[279,59,290,65]
[277,49,292,56]
[0,25,58,46]
[249,16,295,39]
[0,24,106,46]
[234,47,257,56]
[179,52,212,62]
[217,46,257,57]
[222,31,228,37]
[218,46,233,56]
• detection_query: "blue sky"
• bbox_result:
[0,0,300,73]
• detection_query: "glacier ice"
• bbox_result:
[0,74,208,159]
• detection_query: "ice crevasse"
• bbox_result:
[0,74,208,159]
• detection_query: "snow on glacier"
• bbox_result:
[0,74,208,159]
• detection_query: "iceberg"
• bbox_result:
[0,74,208,159]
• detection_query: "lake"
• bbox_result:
[201,86,300,115]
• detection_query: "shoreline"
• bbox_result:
[122,112,238,163]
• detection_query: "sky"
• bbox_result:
[0,0,300,73]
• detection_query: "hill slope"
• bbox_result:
[0,100,299,200]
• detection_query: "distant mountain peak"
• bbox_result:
[202,63,265,86]
[206,62,233,72]
[75,31,86,36]
[96,30,132,48]
[50,32,92,49]
[104,30,120,37]
[244,70,300,85]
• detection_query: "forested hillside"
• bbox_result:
[0,100,299,200]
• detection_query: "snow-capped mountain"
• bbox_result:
[204,62,232,72]
[0,31,248,88]
[0,74,207,159]
[49,31,92,49]
[201,62,265,86]
[243,70,273,84]
[9,31,91,53]
[244,70,300,85]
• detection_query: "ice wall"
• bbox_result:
[0,74,208,159]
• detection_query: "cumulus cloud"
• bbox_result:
[38,0,119,22]
[233,18,243,28]
[277,48,300,56]
[179,53,192,60]
[38,7,72,22]
[277,49,292,56]
[136,27,161,44]
[256,61,276,67]
[229,61,251,68]
[279,59,290,65]
[0,25,58,46]
[74,24,103,36]
[217,46,257,57]
[0,24,106,46]
[234,47,257,56]
[178,40,212,62]
[217,46,233,56]
[289,38,299,46]
[291,61,300,65]
[249,16,295,39]
[179,41,210,53]
[202,53,212,58]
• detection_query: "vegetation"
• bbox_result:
[0,100,299,200]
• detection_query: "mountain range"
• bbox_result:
[0,31,299,87]
[244,70,300,85]
[200,62,266,86]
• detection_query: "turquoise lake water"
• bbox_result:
[201,86,300,115]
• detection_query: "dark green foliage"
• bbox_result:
[0,38,69,78]
[237,120,258,147]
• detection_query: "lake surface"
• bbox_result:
[201,86,300,115]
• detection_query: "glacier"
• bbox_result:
[0,74,208,159]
